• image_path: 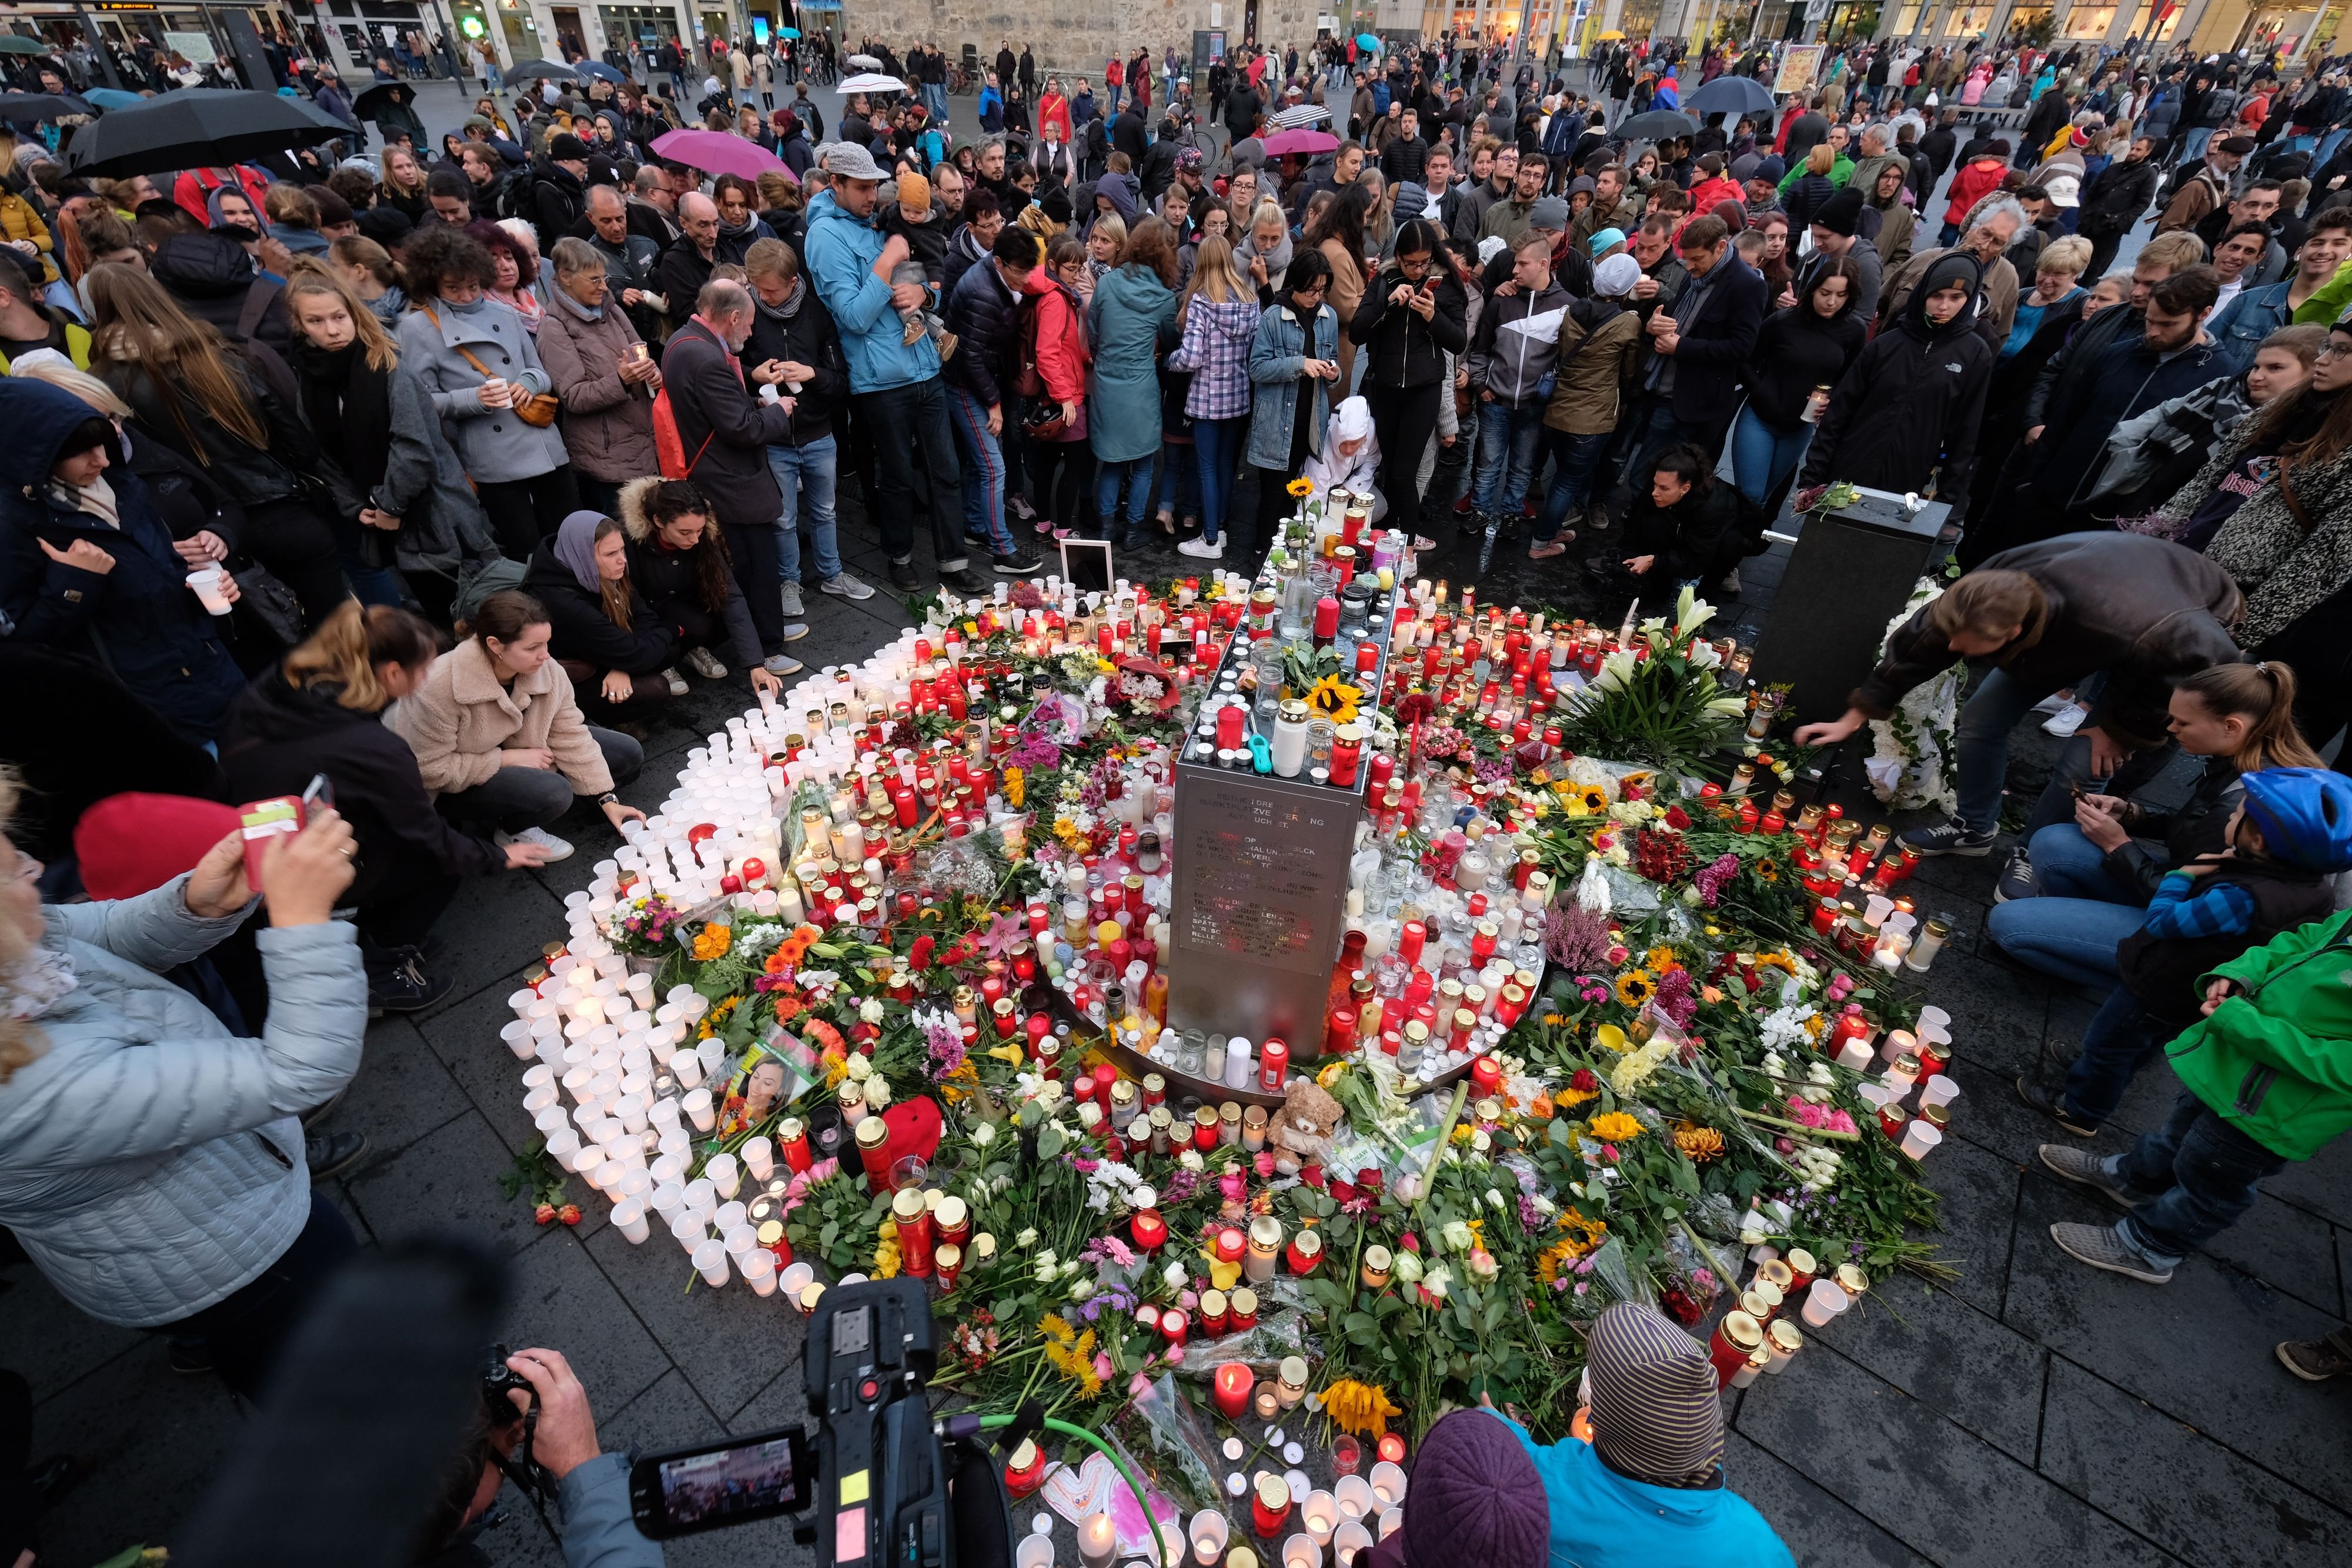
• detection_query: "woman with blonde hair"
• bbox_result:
[283,263,502,626]
[376,143,429,226]
[329,232,407,323]
[85,262,359,622]
[222,600,547,1011]
[1165,235,1260,557]
[0,761,369,1396]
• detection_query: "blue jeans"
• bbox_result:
[2059,986,2179,1127]
[1097,456,1152,538]
[1953,667,2067,833]
[1193,414,1248,545]
[2108,1089,2288,1268]
[1987,824,2148,987]
[1729,406,1813,510]
[1107,83,1121,112]
[944,386,1017,557]
[2176,127,2214,167]
[767,435,844,584]
[924,83,948,120]
[1537,428,1611,540]
[2317,127,2351,168]
[1157,439,1199,522]
[1472,399,1546,515]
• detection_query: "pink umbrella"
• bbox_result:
[650,128,793,182]
[1262,128,1338,157]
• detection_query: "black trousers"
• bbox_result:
[150,1189,358,1402]
[356,850,462,953]
[721,519,783,655]
[0,1368,32,1564]
[854,379,968,568]
[1030,436,1095,537]
[2254,586,2352,774]
[240,496,351,629]
[574,474,625,519]
[475,465,582,563]
[1362,380,1442,544]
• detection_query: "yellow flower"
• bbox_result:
[1306,674,1362,723]
[1316,1060,1349,1089]
[1576,784,1611,813]
[1588,1111,1644,1143]
[1040,1313,1102,1398]
[1672,1122,1726,1163]
[1594,1022,1631,1054]
[1320,1379,1402,1437]
[873,1218,903,1279]
[691,924,733,961]
[1004,766,1025,808]
[1556,1080,1598,1108]
[1645,945,1679,972]
[1286,476,1317,498]
[1559,1208,1609,1255]
[1615,969,1658,1007]
[1536,1237,1579,1287]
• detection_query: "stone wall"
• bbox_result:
[840,0,1331,82]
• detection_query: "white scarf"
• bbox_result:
[5,946,76,1021]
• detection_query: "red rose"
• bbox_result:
[533,1203,557,1226]
[557,1203,583,1226]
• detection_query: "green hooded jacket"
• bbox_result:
[2164,908,2352,1161]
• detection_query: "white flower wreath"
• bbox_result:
[1864,579,1965,815]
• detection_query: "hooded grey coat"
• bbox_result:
[0,884,365,1328]
[396,296,569,484]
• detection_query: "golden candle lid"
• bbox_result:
[923,1187,944,1212]
[777,1117,804,1141]
[1362,1244,1392,1271]
[1756,1259,1795,1290]
[1739,1289,1774,1320]
[1279,1353,1308,1385]
[1786,1247,1817,1276]
[890,1188,926,1222]
[1200,1288,1228,1315]
[971,1233,997,1264]
[1220,1101,1244,1122]
[1194,1105,1221,1128]
[1835,1263,1870,1295]
[1243,1104,1269,1126]
[1768,1320,1805,1354]
[1230,1287,1258,1315]
[1256,1473,1290,1510]
[1292,1228,1323,1258]
[1721,1310,1764,1350]
[1248,1216,1284,1248]
[935,1241,962,1271]
[542,940,568,961]
[1228,1550,1259,1568]
[854,1115,890,1149]
[756,1220,785,1246]
[1008,1437,1038,1469]
[934,1195,968,1230]
[799,1281,827,1311]
[1128,1117,1152,1141]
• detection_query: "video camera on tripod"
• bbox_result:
[627,1278,1015,1565]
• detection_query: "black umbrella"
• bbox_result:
[1682,75,1775,119]
[0,91,92,123]
[503,59,581,84]
[1615,108,1699,142]
[351,78,417,121]
[64,88,345,178]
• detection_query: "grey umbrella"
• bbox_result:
[1683,75,1776,118]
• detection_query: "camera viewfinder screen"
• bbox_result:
[657,1437,800,1527]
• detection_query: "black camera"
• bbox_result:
[482,1343,533,1422]
[626,1279,1014,1564]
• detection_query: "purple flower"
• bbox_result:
[1692,852,1741,908]
[1518,1194,1543,1232]
[925,1018,968,1079]
[1545,903,1615,971]
[1008,730,1063,770]
[1474,758,1512,785]
[1653,965,1699,1029]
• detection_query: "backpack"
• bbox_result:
[650,386,716,479]
[496,163,539,222]
[449,555,527,629]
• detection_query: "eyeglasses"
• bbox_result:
[2320,340,2352,361]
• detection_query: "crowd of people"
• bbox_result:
[3,16,2352,1568]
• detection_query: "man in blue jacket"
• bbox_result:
[2207,208,2352,370]
[802,142,990,593]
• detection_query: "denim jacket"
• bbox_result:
[1245,299,1338,471]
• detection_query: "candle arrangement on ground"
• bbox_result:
[497,527,1954,1556]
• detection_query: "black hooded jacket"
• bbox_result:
[150,231,298,373]
[219,666,505,901]
[1798,251,1994,515]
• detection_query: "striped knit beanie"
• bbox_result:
[1587,1302,1725,1487]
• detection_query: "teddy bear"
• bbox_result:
[1269,1079,1344,1175]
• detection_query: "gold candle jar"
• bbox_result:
[1220,1102,1244,1145]
[1148,1105,1174,1154]
[1193,1105,1221,1145]
[1756,1258,1795,1294]
[1361,1244,1394,1289]
[1245,1215,1282,1283]
[1835,1263,1870,1298]
[1276,1355,1308,1409]
[1109,1081,1140,1121]
[1242,1105,1269,1151]
[970,1233,998,1269]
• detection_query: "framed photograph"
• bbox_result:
[1060,536,1113,594]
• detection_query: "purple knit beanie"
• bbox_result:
[1398,1409,1549,1568]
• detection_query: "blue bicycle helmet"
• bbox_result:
[2240,767,2352,873]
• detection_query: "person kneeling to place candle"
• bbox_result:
[1371,1303,1793,1568]
[0,770,369,1401]
[2041,770,2352,1288]
[389,589,647,867]
[221,601,569,1017]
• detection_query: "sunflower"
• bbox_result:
[1321,1379,1402,1437]
[1645,944,1679,972]
[1672,1122,1726,1162]
[1575,784,1611,814]
[1588,1111,1645,1143]
[1040,1313,1104,1398]
[1615,969,1658,1007]
[1536,1237,1580,1287]
[1559,1208,1609,1255]
[1306,674,1363,723]
[1755,858,1782,883]
[1286,476,1317,498]
[1004,766,1025,808]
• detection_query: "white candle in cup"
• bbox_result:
[502,1021,539,1058]
[612,1199,650,1243]
[681,1178,716,1217]
[1188,1509,1227,1564]
[682,1088,715,1131]
[1376,1509,1401,1543]
[742,1136,774,1181]
[1332,1522,1372,1567]
[1367,1462,1406,1509]
[544,1128,582,1169]
[1800,1278,1850,1327]
[1282,1534,1319,1568]
[1900,1120,1943,1159]
[1301,1491,1337,1546]
[714,1201,748,1234]
[707,1152,741,1199]
[1078,1510,1117,1568]
[672,1051,704,1089]
[523,1085,559,1116]
[1919,1076,1962,1111]
[650,1181,685,1218]
[614,1095,649,1135]
[1331,1476,1374,1521]
[692,1239,730,1288]
[1015,1538,1054,1568]
[779,1260,814,1302]
[533,1106,569,1138]
[740,1248,777,1295]
[570,1149,604,1189]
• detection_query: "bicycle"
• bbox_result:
[947,63,973,95]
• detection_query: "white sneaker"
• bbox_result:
[2043,702,2089,738]
[2030,690,2075,718]
[763,652,804,677]
[778,581,806,618]
[659,666,689,697]
[683,646,728,680]
[1177,534,1224,560]
[821,571,877,601]
[496,825,574,863]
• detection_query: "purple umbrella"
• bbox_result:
[650,128,792,182]
[1263,128,1338,157]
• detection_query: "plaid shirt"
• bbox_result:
[1165,296,1261,421]
[2143,870,2258,941]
